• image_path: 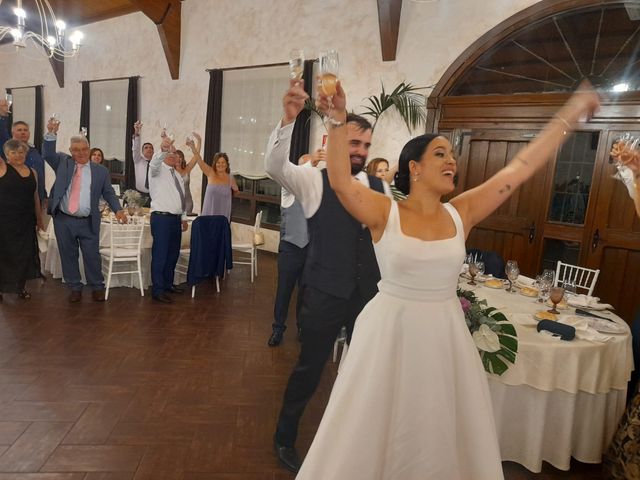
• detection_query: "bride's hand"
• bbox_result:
[316,80,346,117]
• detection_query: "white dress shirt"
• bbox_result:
[265,121,391,219]
[148,152,186,218]
[132,135,150,193]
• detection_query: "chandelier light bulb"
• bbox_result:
[13,8,27,19]
[10,28,22,40]
[47,35,56,47]
[55,19,66,31]
[69,30,83,46]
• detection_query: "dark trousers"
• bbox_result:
[150,213,181,297]
[275,286,370,446]
[53,213,103,291]
[272,240,307,333]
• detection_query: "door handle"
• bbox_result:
[522,222,536,244]
[592,228,600,251]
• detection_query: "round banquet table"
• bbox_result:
[463,277,633,472]
[42,215,193,289]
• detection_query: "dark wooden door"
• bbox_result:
[455,130,550,276]
[586,129,640,323]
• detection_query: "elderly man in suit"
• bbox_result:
[42,118,127,303]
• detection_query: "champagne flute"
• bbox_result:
[318,50,339,97]
[475,261,485,279]
[80,127,87,136]
[548,286,565,314]
[289,49,305,82]
[5,93,12,111]
[50,112,60,125]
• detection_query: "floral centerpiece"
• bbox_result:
[122,189,142,207]
[458,288,518,375]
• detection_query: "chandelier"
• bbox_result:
[0,0,84,58]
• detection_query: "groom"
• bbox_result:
[265,80,391,472]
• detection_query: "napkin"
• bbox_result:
[516,275,535,287]
[567,294,613,310]
[37,229,49,253]
[558,315,615,342]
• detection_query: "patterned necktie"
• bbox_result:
[170,168,185,212]
[144,161,150,190]
[68,163,84,214]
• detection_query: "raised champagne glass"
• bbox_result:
[318,50,339,97]
[5,93,12,111]
[289,49,305,82]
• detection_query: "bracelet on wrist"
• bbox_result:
[554,114,573,136]
[326,116,346,129]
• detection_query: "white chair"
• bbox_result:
[175,248,219,298]
[232,210,263,283]
[554,261,600,296]
[100,216,145,300]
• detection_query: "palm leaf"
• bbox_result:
[360,81,431,133]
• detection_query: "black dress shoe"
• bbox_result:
[167,285,183,294]
[268,331,283,347]
[152,293,173,303]
[273,437,300,473]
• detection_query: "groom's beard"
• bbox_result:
[350,155,366,175]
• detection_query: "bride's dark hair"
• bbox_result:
[394,134,440,195]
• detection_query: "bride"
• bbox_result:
[296,82,600,479]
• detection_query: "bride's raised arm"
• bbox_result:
[451,82,600,233]
[318,82,391,239]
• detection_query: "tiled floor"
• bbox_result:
[0,252,604,479]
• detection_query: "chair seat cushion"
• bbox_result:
[100,247,140,258]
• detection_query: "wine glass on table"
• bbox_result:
[289,49,305,82]
[548,286,565,314]
[468,261,479,286]
[505,260,519,293]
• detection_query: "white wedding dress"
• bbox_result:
[297,201,504,480]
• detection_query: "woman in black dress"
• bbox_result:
[0,139,44,301]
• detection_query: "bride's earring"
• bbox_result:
[412,174,420,182]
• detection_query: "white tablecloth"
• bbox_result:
[43,216,192,289]
[465,279,633,472]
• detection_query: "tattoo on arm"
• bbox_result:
[498,184,512,195]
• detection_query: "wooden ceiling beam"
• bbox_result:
[377,0,402,61]
[129,0,181,79]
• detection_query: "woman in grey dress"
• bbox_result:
[190,133,238,220]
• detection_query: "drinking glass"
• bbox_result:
[612,133,639,167]
[475,261,485,278]
[5,93,12,110]
[289,49,305,81]
[318,50,339,97]
[548,286,565,314]
[505,260,519,293]
[50,112,60,125]
[468,262,479,286]
[80,127,87,136]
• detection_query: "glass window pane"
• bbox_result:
[256,178,281,198]
[231,197,252,221]
[89,79,128,161]
[234,175,253,193]
[257,201,281,226]
[10,87,36,132]
[540,238,580,273]
[547,131,599,225]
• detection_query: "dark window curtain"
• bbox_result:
[34,85,43,152]
[201,69,223,207]
[80,81,90,141]
[124,76,139,190]
[288,59,314,165]
[5,88,12,132]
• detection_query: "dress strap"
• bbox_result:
[442,203,465,239]
[384,199,401,235]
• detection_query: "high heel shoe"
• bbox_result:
[18,290,31,300]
